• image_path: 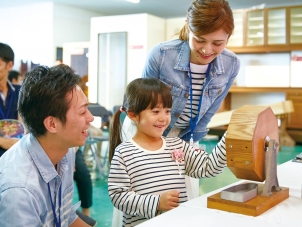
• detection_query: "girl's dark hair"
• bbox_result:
[109,78,172,162]
[179,0,234,40]
[18,64,81,137]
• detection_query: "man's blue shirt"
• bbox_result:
[0,134,79,226]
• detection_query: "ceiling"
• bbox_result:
[1,0,301,18]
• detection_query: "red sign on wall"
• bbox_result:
[291,55,302,61]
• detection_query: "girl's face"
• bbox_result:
[189,28,229,65]
[134,102,171,140]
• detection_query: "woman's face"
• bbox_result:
[189,28,229,65]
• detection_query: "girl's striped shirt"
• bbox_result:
[108,134,226,227]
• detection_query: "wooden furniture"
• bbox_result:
[286,91,302,143]
[228,5,302,53]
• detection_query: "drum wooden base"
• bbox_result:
[207,183,289,216]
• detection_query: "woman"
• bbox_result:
[142,0,239,144]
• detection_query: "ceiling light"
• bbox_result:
[251,3,265,9]
[126,0,140,3]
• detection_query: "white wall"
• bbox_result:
[53,3,101,65]
[166,17,186,41]
[89,13,166,107]
[0,2,101,69]
[0,2,54,69]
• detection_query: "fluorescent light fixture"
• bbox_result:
[251,3,265,9]
[126,0,140,3]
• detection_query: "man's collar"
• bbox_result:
[7,80,15,92]
[0,80,15,93]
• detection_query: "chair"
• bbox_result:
[83,103,111,178]
[112,105,120,115]
[88,103,111,119]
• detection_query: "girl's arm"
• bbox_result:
[108,151,160,219]
[184,133,227,178]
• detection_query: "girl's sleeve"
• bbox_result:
[184,132,227,178]
[108,150,160,219]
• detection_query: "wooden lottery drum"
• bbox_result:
[225,105,279,182]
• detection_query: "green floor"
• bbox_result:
[73,142,302,227]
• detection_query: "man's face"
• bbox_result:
[55,85,94,149]
[11,75,23,85]
[0,58,13,82]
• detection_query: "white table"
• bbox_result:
[138,161,302,227]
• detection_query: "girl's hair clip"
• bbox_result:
[120,106,125,113]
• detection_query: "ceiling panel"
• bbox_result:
[0,0,301,18]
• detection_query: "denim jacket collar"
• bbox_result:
[173,41,225,76]
[174,41,191,71]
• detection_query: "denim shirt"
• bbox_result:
[0,134,79,227]
[142,39,240,142]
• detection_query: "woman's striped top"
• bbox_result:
[108,134,226,227]
[174,63,208,129]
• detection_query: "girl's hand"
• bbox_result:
[158,190,180,211]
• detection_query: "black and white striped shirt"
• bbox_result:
[108,134,226,227]
[174,63,208,129]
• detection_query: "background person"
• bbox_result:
[8,70,23,85]
[0,43,21,157]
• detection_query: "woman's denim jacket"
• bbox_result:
[142,39,240,142]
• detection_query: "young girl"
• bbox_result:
[108,78,226,227]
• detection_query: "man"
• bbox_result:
[0,43,21,157]
[0,64,94,227]
[8,70,23,85]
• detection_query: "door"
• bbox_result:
[97,32,127,111]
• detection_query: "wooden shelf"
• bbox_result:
[227,6,302,52]
[229,86,302,93]
[228,44,302,53]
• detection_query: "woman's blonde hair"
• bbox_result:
[179,0,234,40]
